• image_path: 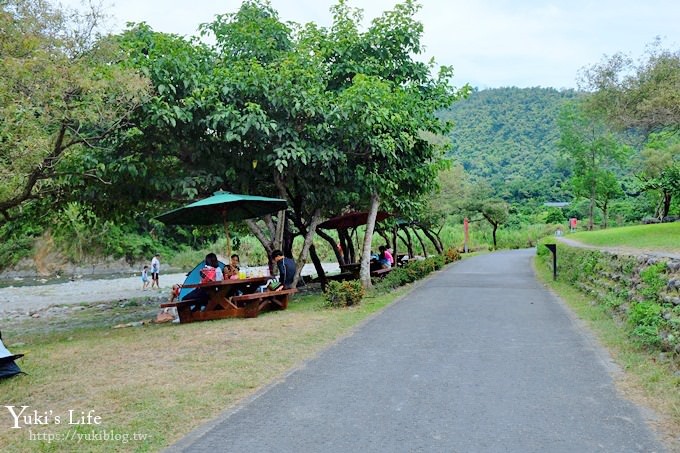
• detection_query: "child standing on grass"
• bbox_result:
[141,265,150,290]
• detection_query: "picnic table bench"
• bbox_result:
[340,263,361,272]
[325,272,357,282]
[307,263,391,286]
[370,268,392,278]
[324,263,392,282]
[339,262,388,278]
[160,277,296,324]
[308,272,351,284]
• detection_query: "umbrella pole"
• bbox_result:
[223,213,232,258]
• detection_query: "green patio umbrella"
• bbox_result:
[154,191,287,255]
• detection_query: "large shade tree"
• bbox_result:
[318,0,470,287]
[579,40,680,220]
[94,1,468,288]
[198,1,350,282]
[112,2,348,281]
[0,0,149,222]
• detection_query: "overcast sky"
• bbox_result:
[62,0,680,89]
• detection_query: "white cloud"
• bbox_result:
[58,0,680,88]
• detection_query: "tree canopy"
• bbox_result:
[0,0,149,221]
[579,39,680,135]
[558,101,629,230]
[96,0,468,286]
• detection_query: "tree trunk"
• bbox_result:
[589,149,596,231]
[351,228,360,262]
[421,227,443,254]
[412,227,428,257]
[292,208,322,288]
[272,175,296,259]
[316,227,344,266]
[308,244,326,288]
[340,229,355,263]
[246,210,286,275]
[392,227,399,262]
[662,191,671,219]
[402,226,415,258]
[274,209,285,249]
[338,230,348,263]
[283,224,294,259]
[492,223,498,249]
[588,173,596,230]
[359,192,380,289]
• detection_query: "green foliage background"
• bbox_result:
[441,87,579,202]
[1,1,678,273]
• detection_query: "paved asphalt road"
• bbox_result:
[168,249,664,453]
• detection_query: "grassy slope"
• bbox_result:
[567,222,680,253]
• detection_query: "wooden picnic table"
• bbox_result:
[339,263,360,273]
[338,262,391,280]
[160,276,296,323]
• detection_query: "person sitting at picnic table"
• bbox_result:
[378,245,392,269]
[383,244,394,266]
[272,249,296,289]
[185,252,223,310]
[202,252,224,281]
[224,254,240,280]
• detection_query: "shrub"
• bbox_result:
[602,294,617,309]
[628,299,666,349]
[375,256,447,292]
[323,280,365,308]
[0,218,42,269]
[639,262,667,302]
[377,267,411,290]
[430,254,446,269]
[0,234,35,268]
[544,208,566,224]
[52,202,97,261]
[443,247,460,264]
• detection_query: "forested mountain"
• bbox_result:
[441,87,580,203]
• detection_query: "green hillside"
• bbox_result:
[441,87,580,202]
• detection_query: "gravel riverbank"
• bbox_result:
[0,263,339,320]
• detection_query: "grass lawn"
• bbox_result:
[567,222,680,253]
[534,260,680,451]
[0,285,412,452]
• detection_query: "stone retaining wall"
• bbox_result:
[538,244,680,358]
